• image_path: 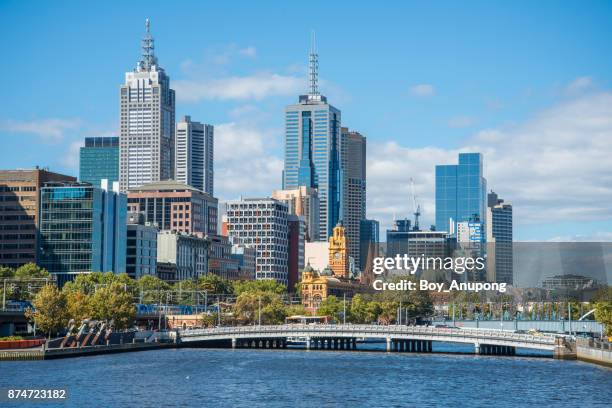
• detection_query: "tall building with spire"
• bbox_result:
[119,19,175,192]
[282,34,342,240]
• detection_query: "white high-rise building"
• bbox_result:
[175,116,214,195]
[225,198,289,285]
[119,19,175,192]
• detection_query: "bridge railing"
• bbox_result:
[180,324,558,345]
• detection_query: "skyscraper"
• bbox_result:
[341,127,366,266]
[38,180,127,286]
[435,153,487,234]
[175,116,214,195]
[359,219,379,273]
[486,191,513,284]
[282,36,342,240]
[119,19,175,192]
[79,137,119,187]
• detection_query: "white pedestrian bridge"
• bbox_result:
[179,324,562,353]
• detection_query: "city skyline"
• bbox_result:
[1,2,612,241]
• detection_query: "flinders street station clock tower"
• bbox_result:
[329,222,349,278]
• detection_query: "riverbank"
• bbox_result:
[576,338,612,368]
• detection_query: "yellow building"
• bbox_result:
[328,222,349,278]
[301,223,371,313]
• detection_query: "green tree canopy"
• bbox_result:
[317,295,344,322]
[25,284,68,337]
[90,282,136,329]
[0,266,14,279]
[234,291,287,325]
[198,274,233,295]
[233,279,286,296]
[65,290,94,327]
[14,263,50,279]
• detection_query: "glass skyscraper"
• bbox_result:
[79,137,119,187]
[435,153,487,234]
[282,42,342,240]
[38,181,127,286]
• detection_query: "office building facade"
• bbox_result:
[272,186,319,242]
[119,19,175,192]
[225,198,289,285]
[282,43,342,240]
[127,180,217,236]
[175,116,214,195]
[341,127,366,266]
[287,214,306,290]
[79,137,119,187]
[157,231,209,281]
[435,153,487,234]
[0,169,75,268]
[486,191,513,284]
[126,213,158,279]
[38,181,127,285]
[359,219,379,273]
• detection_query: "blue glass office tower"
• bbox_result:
[38,181,127,286]
[282,40,342,240]
[435,153,487,234]
[79,137,119,187]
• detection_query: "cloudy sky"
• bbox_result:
[1,1,611,241]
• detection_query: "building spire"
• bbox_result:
[139,18,158,71]
[308,31,320,99]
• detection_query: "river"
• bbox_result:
[0,346,611,407]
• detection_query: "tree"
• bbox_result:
[593,286,612,336]
[285,303,307,317]
[198,274,233,295]
[26,284,68,338]
[378,301,398,325]
[90,282,136,329]
[317,295,343,322]
[65,290,94,326]
[233,279,286,296]
[349,294,370,323]
[0,266,14,279]
[14,263,50,279]
[137,275,171,304]
[234,291,287,325]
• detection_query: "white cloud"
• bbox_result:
[0,118,81,142]
[214,122,283,198]
[174,73,303,102]
[238,46,257,58]
[367,87,612,236]
[410,84,435,97]
[448,115,475,128]
[565,76,593,95]
[61,140,83,168]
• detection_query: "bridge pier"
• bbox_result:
[478,344,517,356]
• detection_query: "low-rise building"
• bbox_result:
[126,212,158,279]
[38,180,126,286]
[157,231,209,281]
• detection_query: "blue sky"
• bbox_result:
[1,0,612,241]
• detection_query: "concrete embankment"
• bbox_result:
[576,339,612,367]
[0,342,176,361]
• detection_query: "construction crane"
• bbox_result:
[410,178,421,231]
